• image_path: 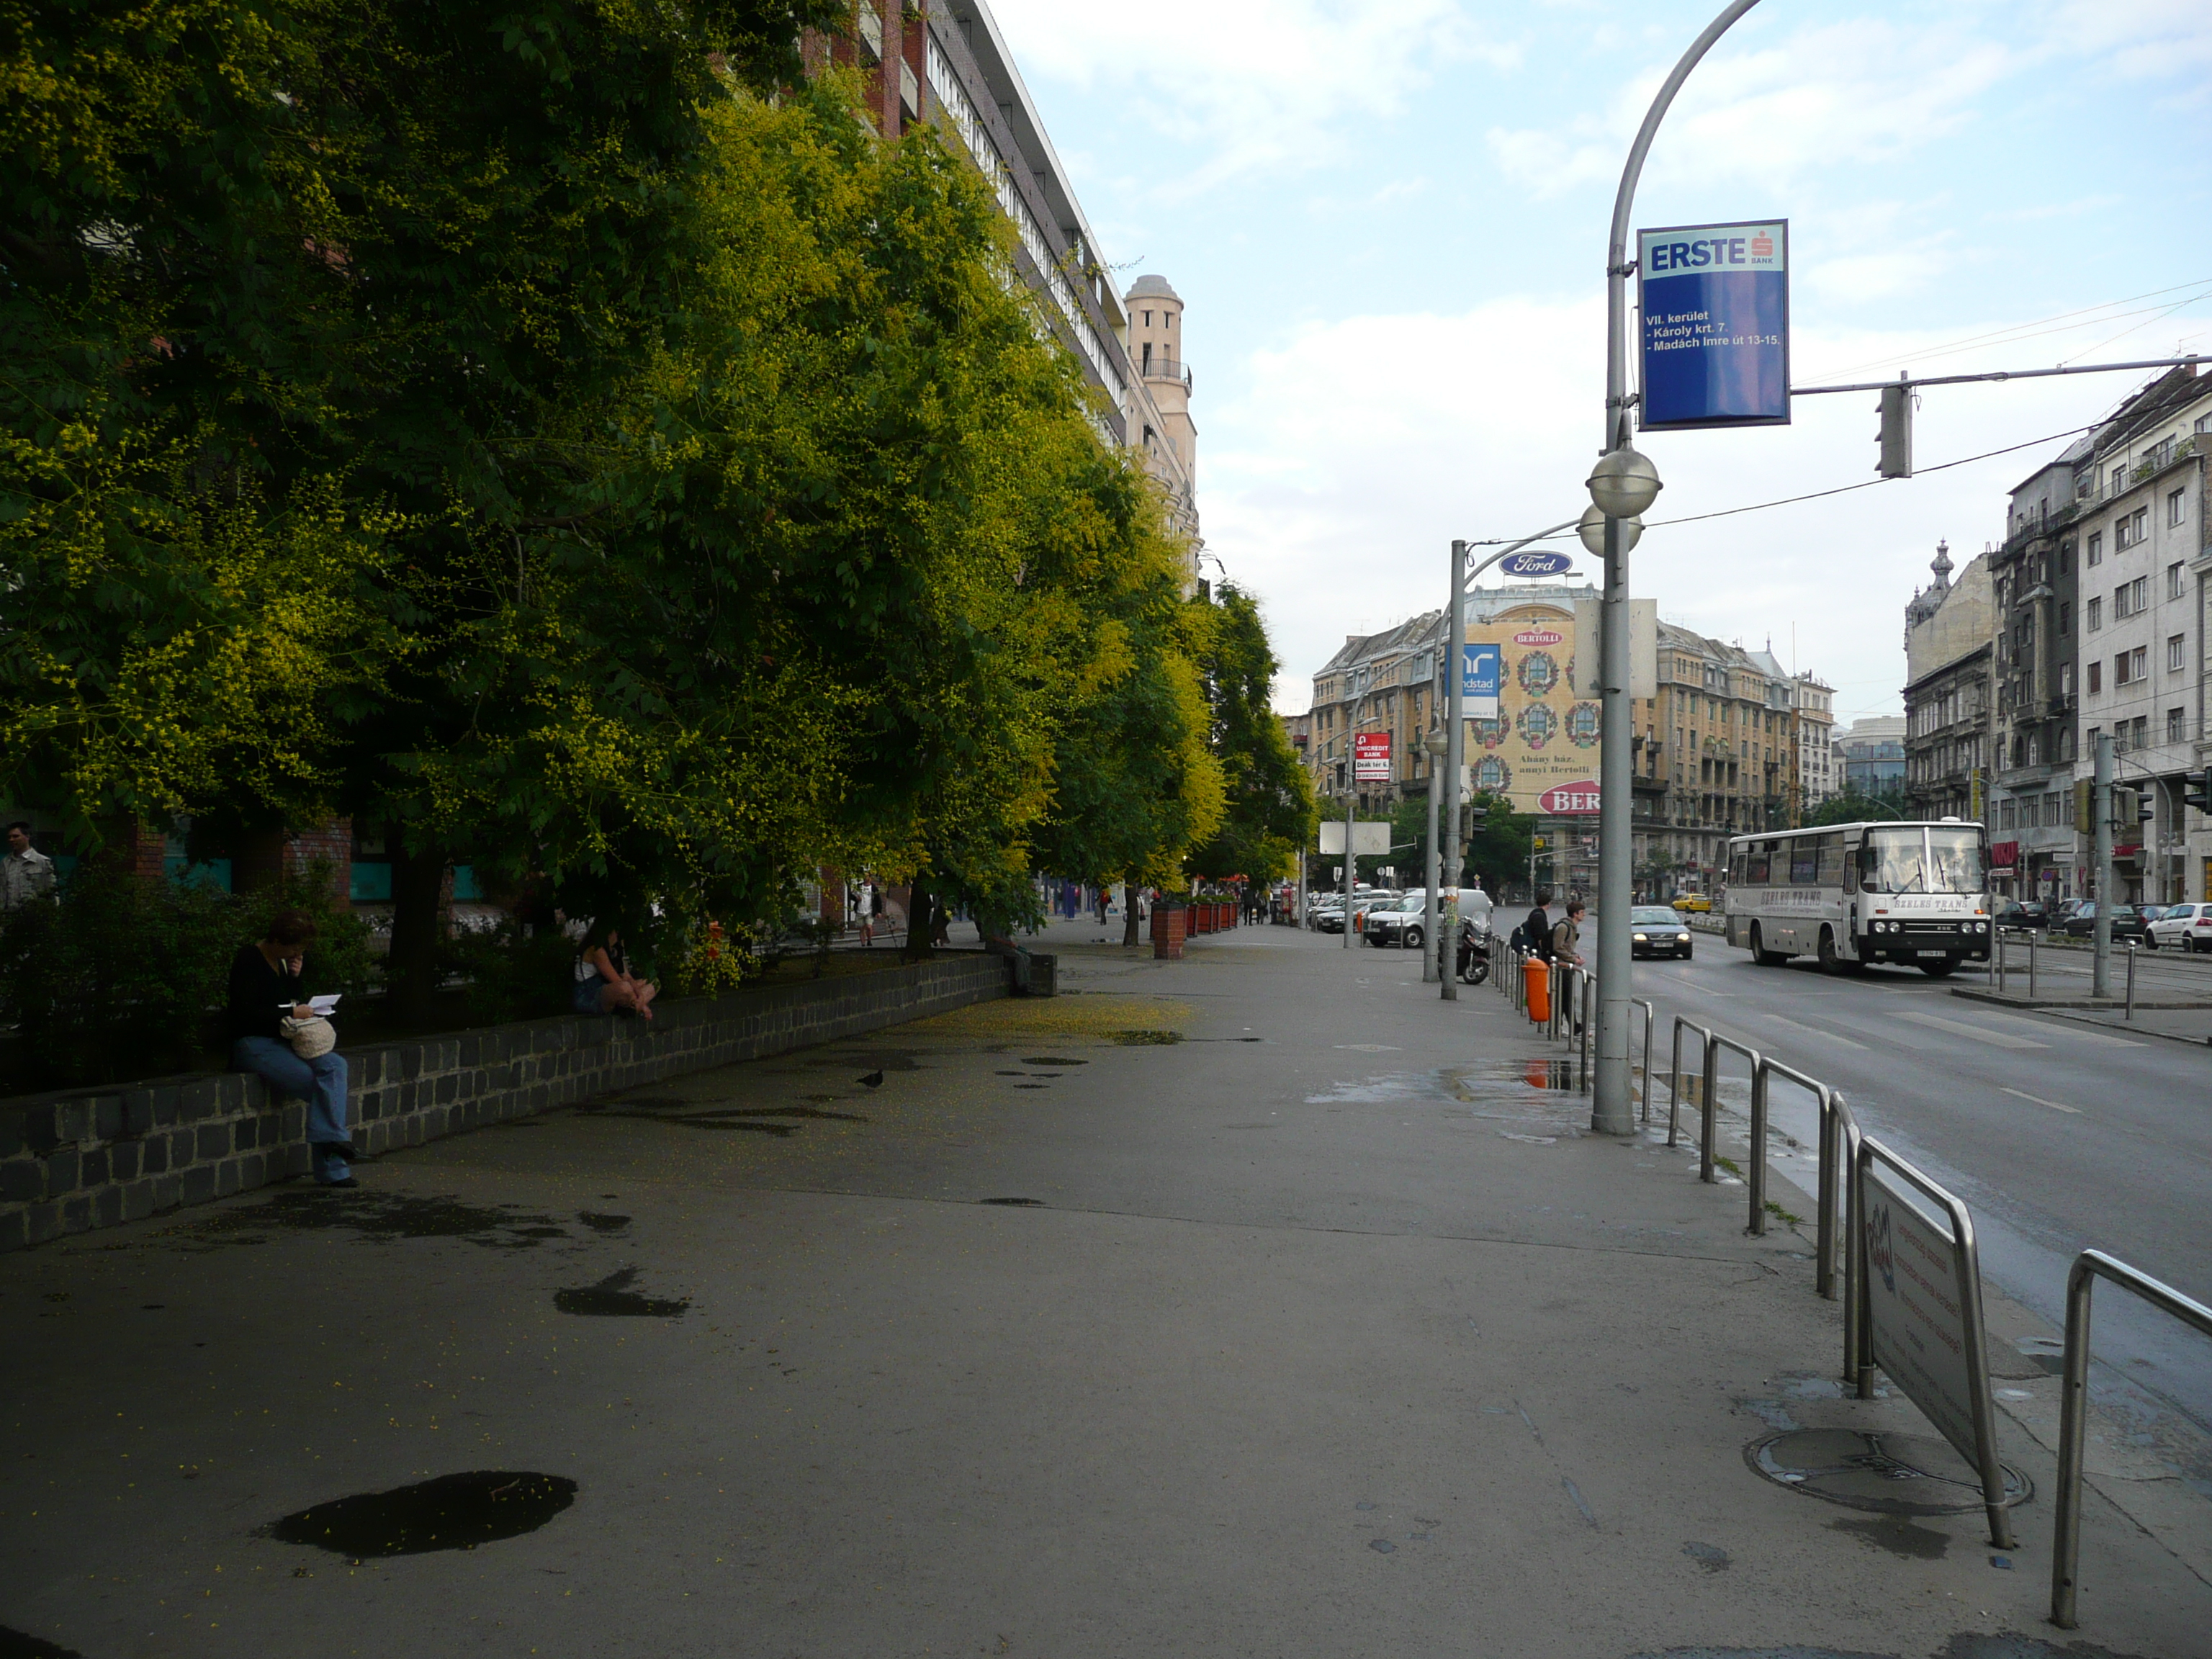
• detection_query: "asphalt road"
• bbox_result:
[1601,921,2212,1433]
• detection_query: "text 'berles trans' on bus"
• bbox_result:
[1722,818,1990,978]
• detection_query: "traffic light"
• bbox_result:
[2185,770,2212,816]
[2139,790,2156,829]
[1877,377,1913,479]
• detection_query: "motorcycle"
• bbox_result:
[1457,917,1491,985]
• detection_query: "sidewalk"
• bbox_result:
[4,923,2207,1657]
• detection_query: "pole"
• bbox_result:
[1422,724,1442,982]
[1591,0,1765,1140]
[1342,781,1356,950]
[2092,730,2113,998]
[1440,539,1467,1000]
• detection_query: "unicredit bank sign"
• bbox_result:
[1637,220,1789,431]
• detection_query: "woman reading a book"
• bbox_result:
[228,909,355,1188]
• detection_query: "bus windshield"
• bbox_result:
[1861,827,1986,895]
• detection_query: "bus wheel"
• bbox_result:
[1920,958,1959,978]
[1817,928,1847,975]
[1749,923,1784,966]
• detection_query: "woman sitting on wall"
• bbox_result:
[227,909,354,1189]
[573,920,658,1021]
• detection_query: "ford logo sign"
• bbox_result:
[1500,549,1574,577]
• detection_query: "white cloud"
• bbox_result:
[988,0,1519,192]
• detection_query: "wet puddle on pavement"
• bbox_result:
[261,1470,578,1556]
[1304,1059,1639,1141]
[554,1267,688,1317]
[179,1190,579,1251]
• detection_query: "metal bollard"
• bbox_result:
[2125,941,2137,1020]
[1995,928,2007,996]
[2028,927,2038,1000]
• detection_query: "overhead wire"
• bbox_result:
[1802,277,2212,382]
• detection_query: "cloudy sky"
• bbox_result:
[986,0,2212,727]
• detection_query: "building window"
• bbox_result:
[2087,531,2103,565]
[2170,634,2186,673]
[2172,490,2188,528]
[2000,799,2016,830]
[2061,660,2074,695]
[2168,562,2185,600]
[2131,645,2147,682]
[2059,541,2073,575]
[2087,596,2101,631]
[2087,660,2102,693]
[2059,601,2071,635]
[2111,464,2127,497]
[2168,707,2187,745]
[2131,715,2148,750]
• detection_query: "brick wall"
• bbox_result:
[0,951,1020,1252]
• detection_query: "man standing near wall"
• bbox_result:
[1,822,55,911]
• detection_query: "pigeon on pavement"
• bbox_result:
[858,1069,884,1088]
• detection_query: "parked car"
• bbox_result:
[1349,891,1403,936]
[1364,894,1430,949]
[1628,905,1694,960]
[1994,900,2049,930]
[1310,899,1347,934]
[1672,893,1712,914]
[2146,903,2212,951]
[2057,902,2149,943]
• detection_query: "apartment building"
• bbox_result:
[1989,445,2087,900]
[904,2,1201,580]
[1305,613,1447,811]
[1634,626,1799,896]
[2072,365,2212,904]
[1838,716,1907,799]
[1794,672,1838,807]
[1902,541,1995,822]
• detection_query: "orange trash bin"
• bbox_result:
[1525,957,1551,1025]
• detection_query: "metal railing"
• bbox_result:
[2051,1250,2212,1627]
[1749,1056,1831,1242]
[1994,925,2041,998]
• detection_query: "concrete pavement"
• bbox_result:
[4,919,2208,1658]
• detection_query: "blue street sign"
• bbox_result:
[1637,220,1789,431]
[1499,549,1574,578]
[1462,643,1501,718]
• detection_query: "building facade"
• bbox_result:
[2069,366,2212,904]
[1632,626,1799,899]
[1989,446,2087,900]
[1902,541,1995,823]
[912,2,1201,583]
[1838,716,1907,800]
[1794,673,1838,809]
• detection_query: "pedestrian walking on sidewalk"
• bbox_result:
[228,909,355,1187]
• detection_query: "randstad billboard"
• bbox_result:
[1637,220,1789,431]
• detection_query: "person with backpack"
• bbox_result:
[1516,888,1555,958]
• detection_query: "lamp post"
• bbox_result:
[1586,0,1764,1138]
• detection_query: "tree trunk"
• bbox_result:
[903,875,933,962]
[386,840,447,1025]
[1123,882,1142,948]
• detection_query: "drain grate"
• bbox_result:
[1746,1429,2029,1516]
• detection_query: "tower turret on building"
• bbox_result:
[1124,274,1200,573]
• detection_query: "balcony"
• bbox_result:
[1136,354,1193,391]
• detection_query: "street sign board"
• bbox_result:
[1318,820,1391,855]
[1460,643,1501,719]
[1637,220,1789,431]
[1352,732,1393,783]
[1861,1161,1982,1467]
[1537,780,1601,815]
[1499,549,1574,578]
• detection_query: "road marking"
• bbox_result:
[1897,1010,2048,1049]
[1657,974,1733,997]
[2002,1086,2082,1115]
[1966,1007,2146,1048]
[1742,1011,1871,1050]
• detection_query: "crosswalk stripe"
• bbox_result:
[1743,1011,1871,1051]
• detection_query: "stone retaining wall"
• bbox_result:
[0,951,1017,1252]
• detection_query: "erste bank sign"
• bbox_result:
[1637,220,1789,431]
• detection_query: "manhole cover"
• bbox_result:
[1745,1430,2030,1516]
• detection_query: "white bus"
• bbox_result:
[1722,819,1992,977]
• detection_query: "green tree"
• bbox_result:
[1806,788,1908,827]
[1184,583,1316,886]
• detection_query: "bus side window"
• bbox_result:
[1857,845,1879,892]
[1817,835,1845,886]
[1748,852,1770,885]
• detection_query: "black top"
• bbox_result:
[227,945,302,1046]
[1523,907,1552,960]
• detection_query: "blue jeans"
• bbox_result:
[233,1037,351,1179]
